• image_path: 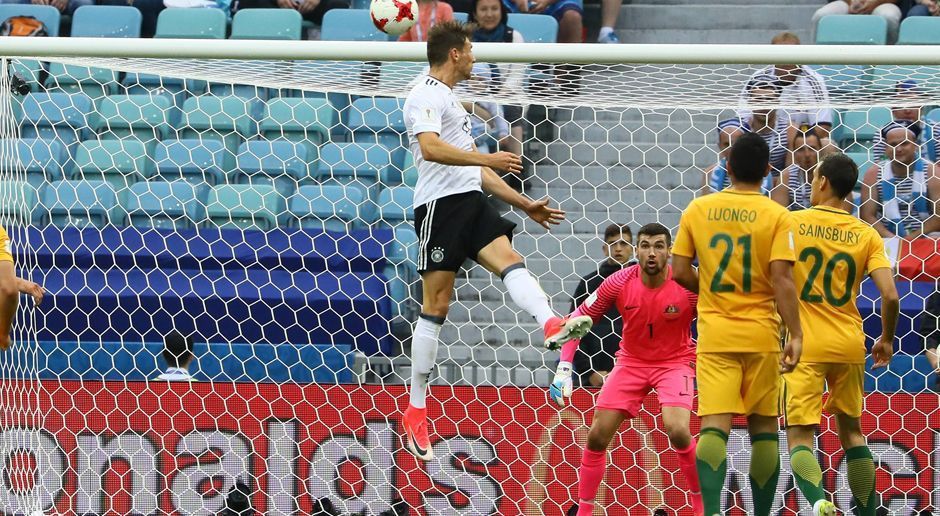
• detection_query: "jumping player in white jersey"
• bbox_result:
[401,20,592,461]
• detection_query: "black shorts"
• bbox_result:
[413,191,517,273]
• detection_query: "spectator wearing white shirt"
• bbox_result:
[738,32,833,141]
[156,330,195,381]
[812,0,902,43]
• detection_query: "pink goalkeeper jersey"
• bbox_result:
[575,264,697,366]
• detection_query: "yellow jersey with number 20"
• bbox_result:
[673,189,796,354]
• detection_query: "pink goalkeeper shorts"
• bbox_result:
[595,361,695,417]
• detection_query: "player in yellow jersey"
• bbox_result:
[784,153,898,516]
[672,132,803,516]
[0,225,44,350]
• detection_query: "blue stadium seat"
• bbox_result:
[832,108,892,152]
[379,61,428,91]
[44,63,120,100]
[0,138,67,187]
[349,97,407,173]
[230,8,302,40]
[385,226,418,320]
[71,5,142,37]
[317,143,391,196]
[867,65,940,95]
[40,180,118,228]
[898,16,940,45]
[234,140,313,196]
[506,13,558,43]
[179,95,258,170]
[71,139,152,190]
[205,184,285,230]
[927,108,940,125]
[0,181,39,226]
[0,4,60,36]
[156,7,227,39]
[846,151,875,174]
[19,92,94,151]
[261,97,336,154]
[93,94,175,147]
[122,74,202,112]
[376,186,414,228]
[289,184,372,231]
[815,65,869,95]
[816,15,887,45]
[124,180,205,229]
[153,139,226,185]
[321,9,391,41]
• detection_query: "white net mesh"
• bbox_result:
[0,49,937,515]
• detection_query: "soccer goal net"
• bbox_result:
[0,38,937,515]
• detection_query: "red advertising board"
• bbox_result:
[1,381,937,515]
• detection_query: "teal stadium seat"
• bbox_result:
[385,226,418,320]
[376,186,414,228]
[70,139,152,190]
[93,95,175,148]
[205,184,285,230]
[506,13,558,43]
[815,15,887,93]
[261,97,336,155]
[380,148,417,186]
[230,9,302,40]
[0,138,67,187]
[833,108,892,152]
[321,9,390,41]
[156,7,227,39]
[316,142,391,199]
[0,181,39,226]
[179,95,258,171]
[898,16,940,44]
[289,184,371,231]
[0,4,60,36]
[19,92,94,151]
[41,180,118,228]
[349,97,407,174]
[868,65,940,96]
[234,140,312,196]
[153,139,226,185]
[927,108,940,124]
[125,180,206,229]
[846,151,875,174]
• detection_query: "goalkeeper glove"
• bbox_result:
[549,361,573,407]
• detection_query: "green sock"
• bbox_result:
[696,427,728,515]
[790,445,826,506]
[749,433,780,516]
[845,445,877,516]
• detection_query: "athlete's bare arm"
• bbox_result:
[416,132,522,172]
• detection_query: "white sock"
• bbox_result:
[501,264,556,326]
[409,314,443,409]
[599,26,614,39]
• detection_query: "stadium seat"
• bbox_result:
[19,92,94,151]
[321,9,391,41]
[156,7,227,39]
[376,186,414,228]
[832,107,892,152]
[40,180,118,228]
[289,184,372,231]
[385,226,418,320]
[124,180,206,229]
[867,65,940,95]
[261,97,336,154]
[316,142,391,198]
[898,16,940,45]
[93,94,175,147]
[815,65,869,95]
[349,97,407,173]
[230,9,302,40]
[44,64,120,100]
[379,61,428,91]
[153,139,226,185]
[70,139,152,190]
[122,74,202,112]
[816,15,887,45]
[233,140,313,196]
[402,151,417,187]
[71,5,142,38]
[927,108,940,125]
[846,151,875,174]
[0,138,67,187]
[0,4,60,36]
[0,181,39,226]
[179,95,258,170]
[205,184,285,230]
[506,13,558,43]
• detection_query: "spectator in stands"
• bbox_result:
[98,0,163,37]
[739,32,833,140]
[237,0,349,32]
[399,0,454,41]
[701,118,751,196]
[569,223,635,387]
[0,0,92,18]
[502,0,582,44]
[773,129,822,210]
[812,0,902,43]
[596,0,621,43]
[860,121,940,239]
[745,76,791,178]
[905,0,939,16]
[871,80,939,163]
[156,330,195,381]
[922,291,940,390]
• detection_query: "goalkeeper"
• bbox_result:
[547,223,703,516]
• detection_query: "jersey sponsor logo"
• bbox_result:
[430,247,445,263]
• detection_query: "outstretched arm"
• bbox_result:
[416,132,521,172]
[480,165,566,229]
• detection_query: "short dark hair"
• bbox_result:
[427,21,475,67]
[728,132,770,185]
[816,152,858,199]
[792,129,821,147]
[163,330,194,369]
[745,76,782,97]
[637,222,672,247]
[603,223,632,242]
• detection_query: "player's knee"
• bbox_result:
[586,426,612,452]
[422,298,450,318]
[665,424,692,449]
[561,9,582,26]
